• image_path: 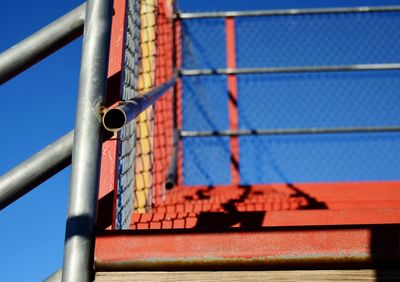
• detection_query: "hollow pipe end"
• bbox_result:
[102,107,127,132]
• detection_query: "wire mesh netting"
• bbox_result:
[115,0,175,229]
[113,3,400,230]
[129,183,334,230]
[179,8,400,186]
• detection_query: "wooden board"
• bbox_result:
[95,270,400,281]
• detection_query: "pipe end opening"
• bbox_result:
[103,108,126,132]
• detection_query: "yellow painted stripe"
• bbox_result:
[135,0,156,213]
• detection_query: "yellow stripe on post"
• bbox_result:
[135,0,157,213]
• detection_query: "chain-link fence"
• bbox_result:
[129,183,331,230]
[115,0,175,229]
[115,3,400,230]
[179,7,400,186]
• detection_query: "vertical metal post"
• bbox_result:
[62,0,113,281]
[173,14,184,186]
[225,16,240,185]
[165,3,180,189]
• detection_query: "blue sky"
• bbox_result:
[1,0,400,281]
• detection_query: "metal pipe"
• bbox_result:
[0,3,86,85]
[62,0,113,281]
[180,64,400,76]
[0,131,73,210]
[43,269,62,282]
[102,75,178,132]
[177,5,400,19]
[0,129,113,211]
[1,124,396,210]
[180,126,400,138]
[165,129,179,189]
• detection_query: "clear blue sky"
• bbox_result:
[1,0,400,281]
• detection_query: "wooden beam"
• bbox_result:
[95,270,400,281]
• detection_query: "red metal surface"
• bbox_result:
[153,0,175,205]
[95,3,400,269]
[174,17,183,186]
[226,17,240,185]
[151,180,400,210]
[96,228,369,262]
[95,181,400,269]
[95,224,400,270]
[107,0,127,78]
[98,0,127,229]
[128,209,400,230]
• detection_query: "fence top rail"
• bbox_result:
[180,64,400,76]
[180,126,400,138]
[177,5,400,19]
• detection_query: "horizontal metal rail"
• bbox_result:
[177,5,400,19]
[0,72,177,210]
[180,126,400,138]
[0,3,86,85]
[102,74,178,132]
[0,131,73,210]
[0,76,177,209]
[0,130,113,210]
[43,269,62,282]
[180,64,400,76]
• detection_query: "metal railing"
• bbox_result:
[0,1,176,281]
[177,5,400,19]
[102,74,177,132]
[180,126,400,138]
[2,3,400,281]
[0,4,86,85]
[180,64,400,76]
[178,5,400,140]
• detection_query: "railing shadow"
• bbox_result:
[194,183,328,230]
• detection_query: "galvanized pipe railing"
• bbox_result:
[0,131,74,210]
[0,130,115,211]
[102,75,177,132]
[61,0,113,281]
[0,3,86,85]
[177,5,400,19]
[0,45,176,217]
[0,71,176,210]
[180,64,400,77]
[180,126,400,138]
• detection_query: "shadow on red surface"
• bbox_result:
[95,181,400,272]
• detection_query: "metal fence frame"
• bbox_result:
[177,5,400,186]
[2,3,400,282]
[177,6,400,139]
[0,0,176,281]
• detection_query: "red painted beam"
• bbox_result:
[95,224,400,270]
[95,181,400,269]
[98,0,127,229]
[226,17,240,185]
[174,17,184,186]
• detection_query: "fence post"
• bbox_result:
[226,16,240,185]
[61,0,113,281]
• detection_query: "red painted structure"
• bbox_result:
[96,181,400,269]
[226,17,240,185]
[98,0,127,229]
[95,0,400,271]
